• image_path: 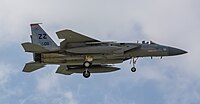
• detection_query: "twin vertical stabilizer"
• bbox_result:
[30,24,58,50]
[22,24,59,72]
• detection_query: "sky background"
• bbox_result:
[0,0,200,104]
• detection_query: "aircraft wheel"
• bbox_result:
[83,61,92,68]
[83,70,90,78]
[131,67,136,72]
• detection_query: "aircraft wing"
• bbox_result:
[56,29,100,43]
[56,29,100,49]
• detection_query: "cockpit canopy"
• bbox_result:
[142,41,157,44]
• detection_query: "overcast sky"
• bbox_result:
[0,0,199,104]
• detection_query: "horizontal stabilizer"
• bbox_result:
[23,62,45,72]
[56,65,73,75]
[21,42,49,52]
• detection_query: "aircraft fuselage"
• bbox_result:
[35,41,187,66]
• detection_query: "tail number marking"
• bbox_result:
[40,42,50,46]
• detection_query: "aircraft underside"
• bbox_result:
[38,53,125,65]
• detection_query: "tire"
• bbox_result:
[131,67,136,72]
[83,61,92,68]
[83,70,90,78]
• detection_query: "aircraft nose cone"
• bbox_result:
[168,47,187,56]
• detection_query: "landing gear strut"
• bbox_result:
[130,57,138,72]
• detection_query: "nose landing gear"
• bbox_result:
[130,57,138,72]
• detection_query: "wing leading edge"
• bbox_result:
[56,29,100,49]
[56,29,100,43]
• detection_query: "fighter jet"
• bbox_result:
[22,24,187,78]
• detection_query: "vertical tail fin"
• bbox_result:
[30,24,59,50]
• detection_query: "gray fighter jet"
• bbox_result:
[22,24,187,78]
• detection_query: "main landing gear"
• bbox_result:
[130,57,138,72]
[83,69,90,78]
[82,56,93,78]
